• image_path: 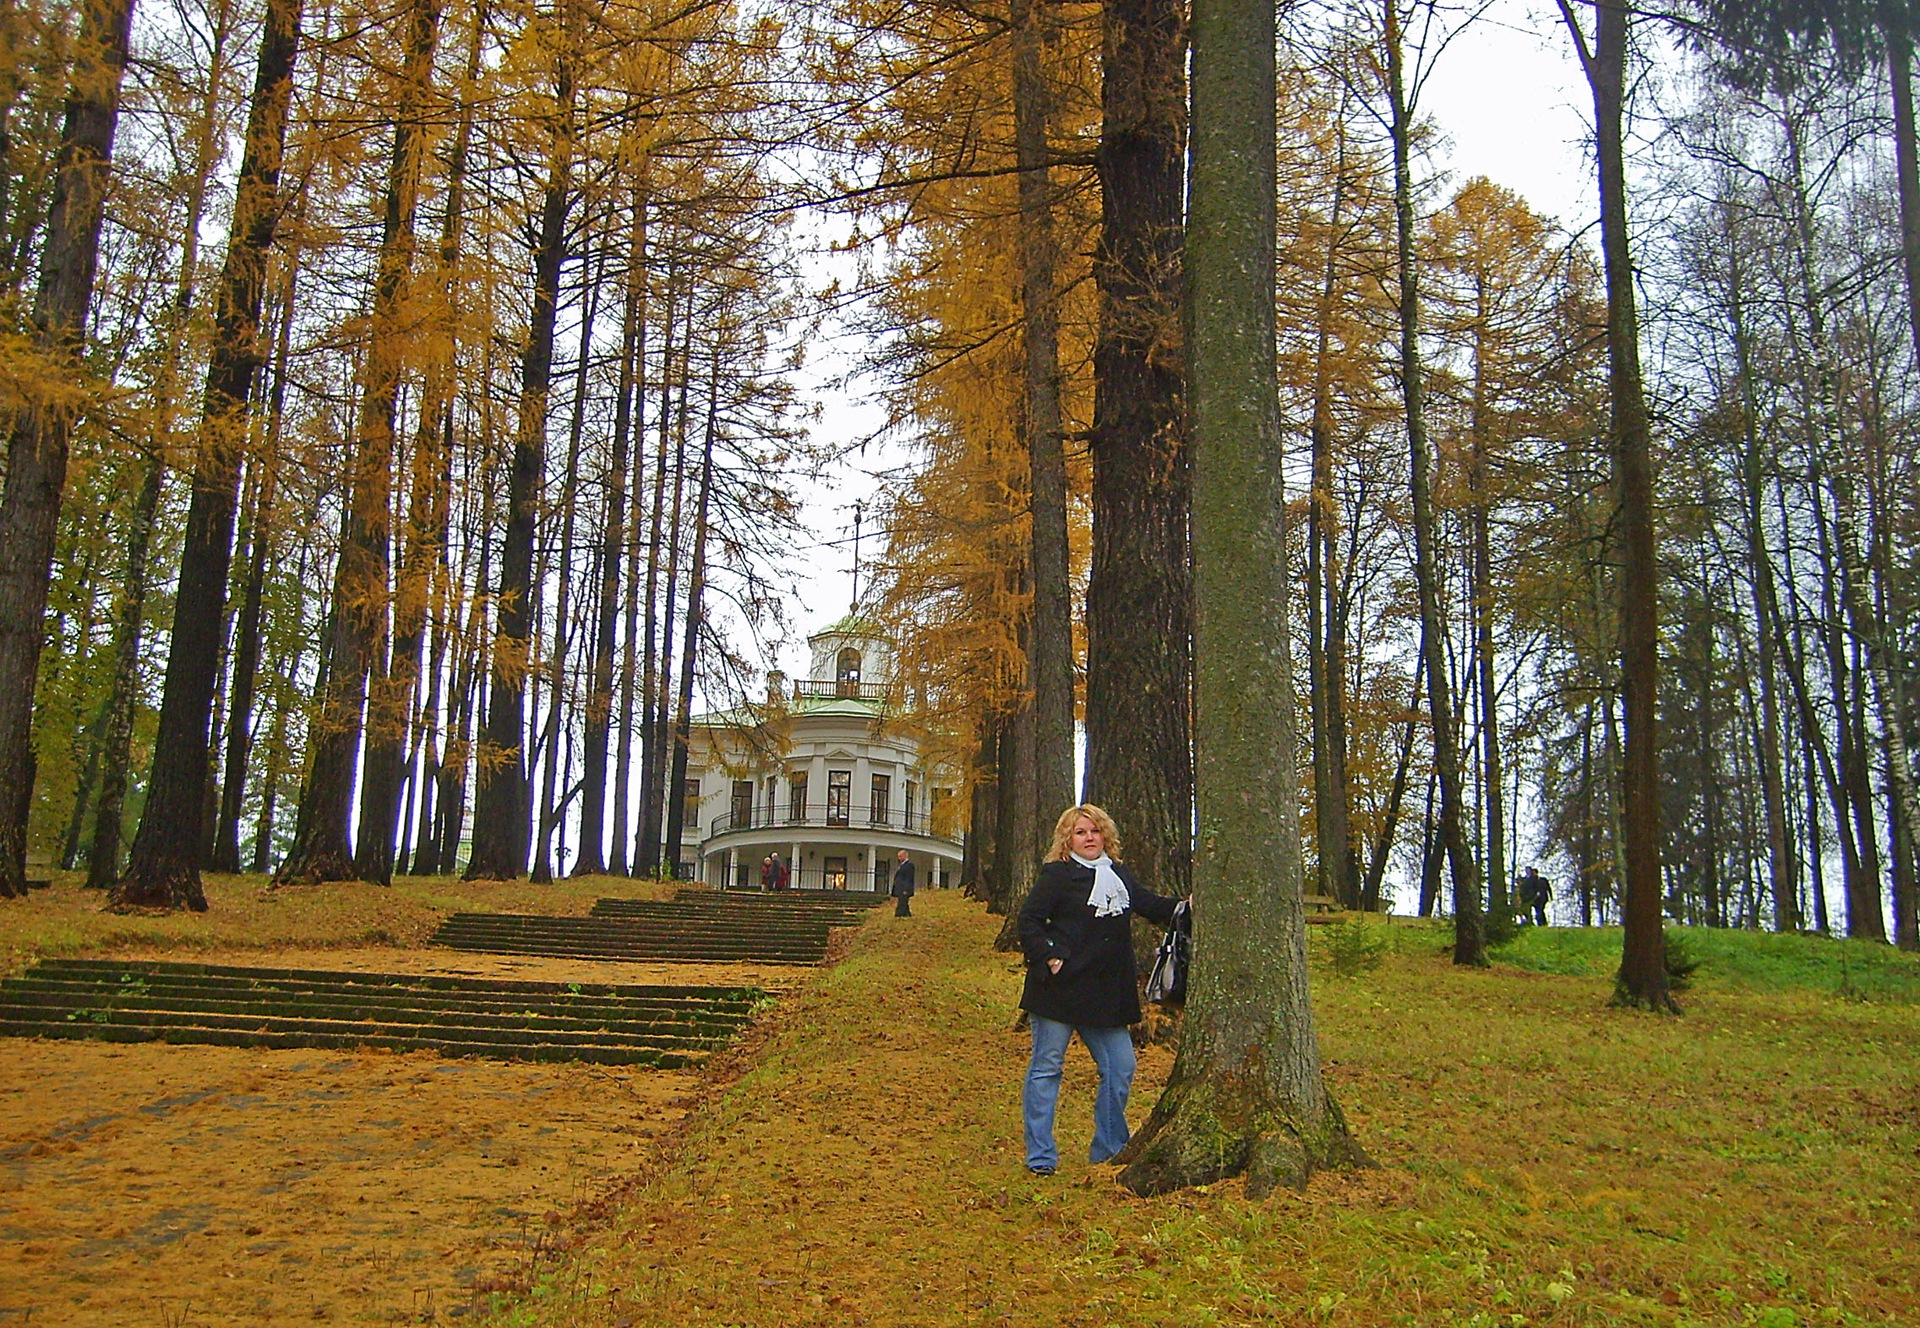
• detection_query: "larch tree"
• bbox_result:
[115,0,303,908]
[0,0,138,900]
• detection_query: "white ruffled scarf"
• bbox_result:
[1070,852,1130,917]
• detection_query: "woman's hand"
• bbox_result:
[1047,957,1063,975]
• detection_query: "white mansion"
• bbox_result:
[676,618,965,892]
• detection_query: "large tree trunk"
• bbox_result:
[114,0,299,909]
[1560,0,1669,1007]
[468,17,574,880]
[1083,0,1193,906]
[1117,0,1366,1197]
[1009,0,1074,872]
[1387,0,1483,964]
[0,0,136,899]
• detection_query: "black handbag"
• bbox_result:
[1144,900,1191,1005]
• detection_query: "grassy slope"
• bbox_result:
[500,896,1919,1328]
[0,871,678,978]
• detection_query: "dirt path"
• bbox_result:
[0,948,802,1326]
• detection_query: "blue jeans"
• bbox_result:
[1022,1014,1137,1169]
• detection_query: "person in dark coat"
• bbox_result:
[1519,866,1551,926]
[890,849,915,916]
[1016,803,1179,1176]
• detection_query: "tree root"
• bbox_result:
[109,865,209,912]
[1116,1078,1373,1199]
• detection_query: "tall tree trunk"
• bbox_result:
[84,456,164,887]
[468,11,575,880]
[1387,0,1483,964]
[1560,0,1669,1006]
[638,292,688,878]
[274,0,436,887]
[1467,275,1507,931]
[1305,122,1355,909]
[531,251,600,882]
[114,0,299,909]
[578,184,646,876]
[660,345,718,879]
[1118,0,1365,1196]
[0,0,136,899]
[1009,0,1074,867]
[210,462,274,872]
[1084,0,1193,906]
[1889,22,1920,367]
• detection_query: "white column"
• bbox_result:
[725,847,736,890]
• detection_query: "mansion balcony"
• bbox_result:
[699,803,962,850]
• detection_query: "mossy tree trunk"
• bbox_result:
[1116,0,1367,1197]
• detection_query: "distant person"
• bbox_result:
[1520,866,1551,926]
[1016,804,1180,1177]
[890,849,915,917]
[772,854,791,891]
[760,856,775,892]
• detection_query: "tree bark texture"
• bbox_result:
[1118,0,1366,1196]
[1084,0,1193,906]
[0,0,135,899]
[114,0,299,908]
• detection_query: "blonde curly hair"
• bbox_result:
[1045,803,1123,862]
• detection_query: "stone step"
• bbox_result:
[0,984,747,1038]
[431,914,829,964]
[0,961,765,1066]
[32,958,761,1006]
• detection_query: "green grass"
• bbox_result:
[494,896,1920,1327]
[1490,923,1920,1003]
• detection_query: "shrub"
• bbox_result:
[1322,916,1387,979]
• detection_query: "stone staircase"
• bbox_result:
[0,958,759,1066]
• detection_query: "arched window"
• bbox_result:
[836,647,862,696]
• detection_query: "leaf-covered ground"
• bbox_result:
[499,896,1920,1328]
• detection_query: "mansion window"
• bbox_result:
[823,855,848,890]
[788,772,808,822]
[682,778,701,833]
[871,773,891,826]
[836,648,862,697]
[731,780,753,830]
[827,770,851,826]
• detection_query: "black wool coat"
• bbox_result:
[891,859,916,897]
[1017,859,1178,1028]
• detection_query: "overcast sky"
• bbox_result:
[771,0,1600,683]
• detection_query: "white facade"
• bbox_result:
[673,619,965,892]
